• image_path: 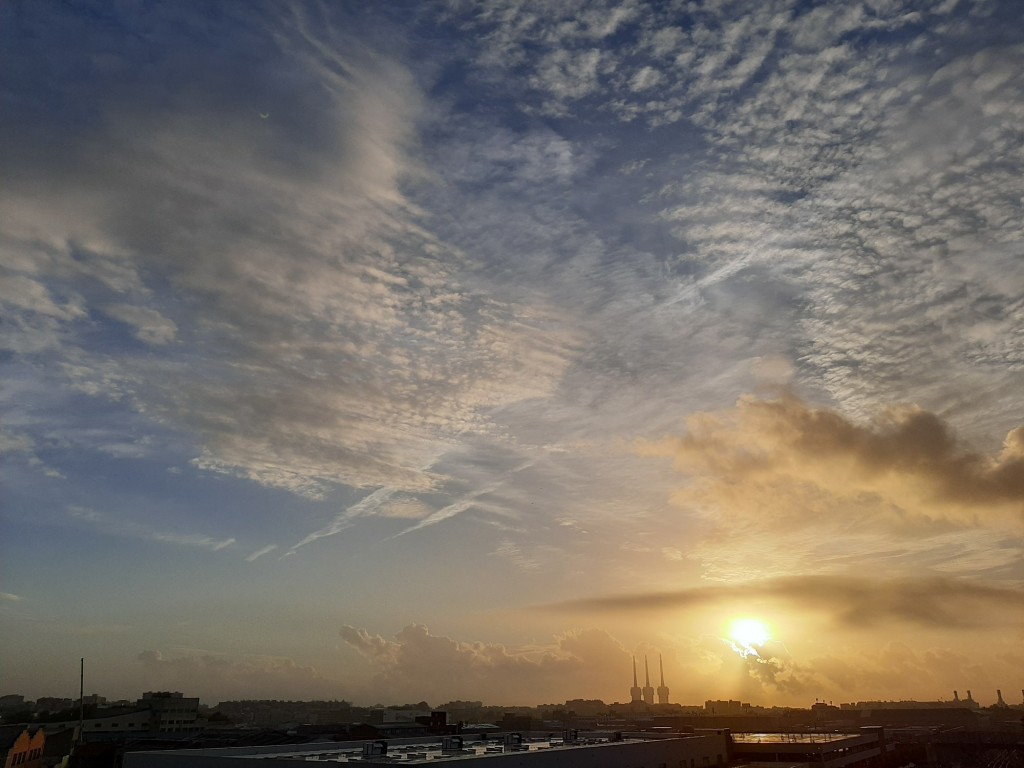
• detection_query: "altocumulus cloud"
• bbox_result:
[0,2,575,502]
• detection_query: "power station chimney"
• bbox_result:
[642,655,655,705]
[630,657,642,703]
[996,690,1007,708]
[953,690,959,702]
[657,654,670,704]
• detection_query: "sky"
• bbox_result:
[1,0,1022,709]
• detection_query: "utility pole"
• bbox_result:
[78,658,84,746]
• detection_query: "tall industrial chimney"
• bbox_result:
[996,690,1007,707]
[657,654,670,704]
[630,657,642,703]
[642,656,655,705]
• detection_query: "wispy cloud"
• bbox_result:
[101,304,177,345]
[67,506,235,553]
[1,2,574,506]
[392,458,538,537]
[150,533,235,551]
[245,544,279,562]
[541,574,1024,630]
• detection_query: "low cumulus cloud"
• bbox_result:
[544,575,1024,630]
[336,620,1011,706]
[135,649,343,702]
[339,624,632,704]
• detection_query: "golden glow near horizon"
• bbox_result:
[728,617,770,658]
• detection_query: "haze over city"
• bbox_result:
[1,0,1022,709]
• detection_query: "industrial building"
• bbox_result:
[631,655,670,706]
[39,691,201,735]
[730,728,890,768]
[123,729,730,768]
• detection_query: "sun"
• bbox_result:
[728,617,770,657]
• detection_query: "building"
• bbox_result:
[0,697,26,716]
[139,691,201,732]
[41,691,201,735]
[42,707,160,735]
[705,700,750,716]
[1,727,45,768]
[33,698,73,714]
[381,708,432,724]
[124,730,731,768]
[840,706,986,729]
[730,728,890,768]
[79,694,107,708]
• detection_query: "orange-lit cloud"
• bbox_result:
[641,395,1024,524]
[336,619,1023,707]
[631,397,1024,580]
[540,574,1024,630]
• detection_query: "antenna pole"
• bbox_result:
[78,658,84,745]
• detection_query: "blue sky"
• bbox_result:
[1,0,1022,707]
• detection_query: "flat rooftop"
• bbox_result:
[226,735,672,763]
[732,733,854,744]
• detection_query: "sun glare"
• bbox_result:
[729,618,770,657]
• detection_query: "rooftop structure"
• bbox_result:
[732,733,855,744]
[730,728,890,768]
[123,730,730,768]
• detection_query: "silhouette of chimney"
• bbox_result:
[630,657,642,704]
[996,690,1007,708]
[657,654,670,704]
[642,656,655,705]
[953,690,959,702]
